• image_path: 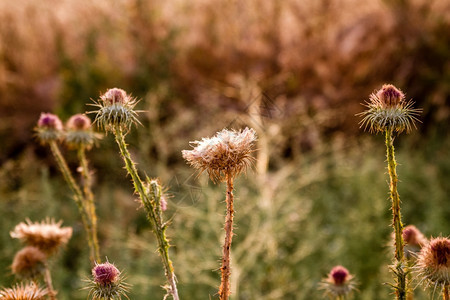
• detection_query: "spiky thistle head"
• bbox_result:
[89,88,140,133]
[358,84,421,134]
[0,282,47,300]
[64,114,101,149]
[402,225,428,259]
[10,218,72,255]
[182,127,257,183]
[87,261,129,300]
[35,113,63,144]
[416,237,450,290]
[319,265,357,298]
[11,246,46,279]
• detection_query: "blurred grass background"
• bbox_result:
[0,0,449,299]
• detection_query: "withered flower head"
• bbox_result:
[35,113,63,144]
[64,114,101,149]
[402,225,428,259]
[319,265,357,298]
[358,84,421,134]
[416,237,450,289]
[10,219,72,255]
[11,246,46,279]
[0,282,47,300]
[89,88,140,132]
[182,127,257,182]
[87,261,129,300]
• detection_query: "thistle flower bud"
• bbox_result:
[90,88,140,132]
[319,265,357,298]
[67,114,91,131]
[10,219,72,255]
[0,283,48,300]
[402,225,428,259]
[11,246,46,279]
[93,262,120,285]
[416,237,450,289]
[182,127,257,182]
[358,84,421,133]
[88,262,129,300]
[376,84,405,108]
[35,113,63,144]
[64,114,101,149]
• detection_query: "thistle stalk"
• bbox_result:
[444,286,449,300]
[49,141,99,264]
[43,262,57,300]
[219,173,234,300]
[113,125,179,300]
[385,128,406,300]
[77,146,100,263]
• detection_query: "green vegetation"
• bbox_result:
[0,0,449,299]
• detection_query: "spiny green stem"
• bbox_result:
[49,141,97,265]
[219,173,234,300]
[385,128,406,300]
[77,146,100,263]
[113,125,179,300]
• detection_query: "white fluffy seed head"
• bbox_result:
[182,127,257,182]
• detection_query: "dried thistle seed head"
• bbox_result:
[89,88,140,132]
[402,225,428,259]
[10,219,72,255]
[11,246,46,279]
[416,237,450,288]
[35,113,63,144]
[0,282,48,300]
[88,262,129,300]
[64,114,101,149]
[319,265,357,298]
[358,84,421,134]
[182,127,257,182]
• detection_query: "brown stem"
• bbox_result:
[219,173,234,300]
[43,263,57,300]
[444,285,449,300]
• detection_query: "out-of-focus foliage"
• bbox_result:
[0,0,449,299]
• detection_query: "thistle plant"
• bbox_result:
[359,84,421,300]
[416,237,450,300]
[10,219,73,300]
[35,113,101,264]
[319,265,357,300]
[87,261,129,300]
[89,88,179,300]
[182,127,257,300]
[0,283,48,300]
